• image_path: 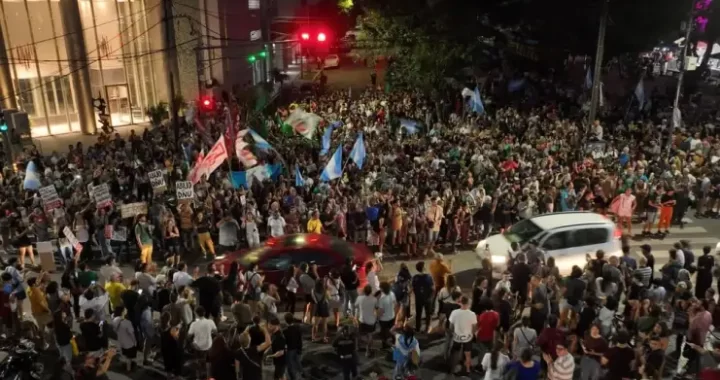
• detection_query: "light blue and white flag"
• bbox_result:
[673,106,682,129]
[295,166,305,187]
[585,67,592,89]
[634,78,645,110]
[399,118,419,135]
[349,132,366,169]
[23,161,41,190]
[248,129,271,151]
[320,145,343,182]
[469,87,485,114]
[320,121,342,155]
[508,78,526,93]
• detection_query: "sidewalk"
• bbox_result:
[31,124,146,154]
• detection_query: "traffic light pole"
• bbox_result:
[588,0,609,125]
[668,0,696,156]
[162,0,181,153]
[260,0,273,82]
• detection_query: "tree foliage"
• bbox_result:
[351,0,688,92]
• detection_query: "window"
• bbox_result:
[573,228,609,247]
[504,219,543,244]
[249,0,260,9]
[260,255,292,271]
[289,249,336,266]
[540,231,572,250]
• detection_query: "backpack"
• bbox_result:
[412,274,432,300]
[392,278,409,302]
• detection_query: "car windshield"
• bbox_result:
[503,219,544,244]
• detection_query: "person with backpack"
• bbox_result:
[298,263,316,324]
[244,263,263,314]
[392,264,411,323]
[412,261,434,334]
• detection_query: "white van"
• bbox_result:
[476,212,622,275]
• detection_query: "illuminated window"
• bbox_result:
[249,0,260,10]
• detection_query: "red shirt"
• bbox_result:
[476,310,499,342]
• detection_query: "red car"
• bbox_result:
[215,233,373,289]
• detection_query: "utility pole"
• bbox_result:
[260,0,274,82]
[668,0,696,155]
[161,0,181,153]
[588,0,609,124]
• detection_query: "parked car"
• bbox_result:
[215,233,373,288]
[324,54,340,69]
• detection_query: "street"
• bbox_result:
[15,215,714,380]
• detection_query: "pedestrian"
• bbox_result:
[392,322,420,379]
[411,261,434,334]
[333,325,358,380]
[283,313,303,380]
[448,296,475,375]
[111,305,137,372]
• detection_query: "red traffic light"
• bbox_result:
[301,32,310,40]
[203,99,211,107]
[200,96,215,111]
[317,32,326,42]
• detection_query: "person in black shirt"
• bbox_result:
[641,335,665,379]
[340,258,360,317]
[601,330,635,379]
[562,266,586,323]
[333,325,358,380]
[411,261,434,333]
[80,309,104,354]
[283,313,303,380]
[510,253,531,306]
[268,317,287,380]
[697,246,714,299]
[53,309,74,367]
[208,336,238,380]
[640,245,655,285]
[236,325,272,380]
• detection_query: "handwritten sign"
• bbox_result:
[120,202,147,219]
[148,170,166,191]
[93,183,112,208]
[176,181,194,200]
[111,226,127,242]
[62,226,83,252]
[39,185,62,211]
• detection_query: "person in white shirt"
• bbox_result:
[187,306,217,377]
[172,263,194,289]
[267,212,287,238]
[354,285,378,355]
[481,341,510,380]
[259,283,279,317]
[79,285,111,321]
[448,296,477,375]
[365,260,381,294]
[377,282,397,349]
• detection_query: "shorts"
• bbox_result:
[274,362,287,379]
[121,346,137,359]
[379,319,395,331]
[560,299,582,314]
[304,294,315,304]
[428,230,440,243]
[452,341,473,352]
[646,211,658,222]
[359,323,376,334]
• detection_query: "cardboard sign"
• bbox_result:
[120,202,148,219]
[93,183,112,208]
[62,226,83,252]
[176,181,194,200]
[39,185,63,211]
[36,241,56,272]
[148,170,166,191]
[111,226,127,242]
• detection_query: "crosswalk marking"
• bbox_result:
[626,237,719,247]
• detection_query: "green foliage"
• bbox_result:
[338,0,354,13]
[146,102,169,126]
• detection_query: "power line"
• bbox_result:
[0,17,164,103]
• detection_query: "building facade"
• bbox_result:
[0,0,285,137]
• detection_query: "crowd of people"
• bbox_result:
[0,57,718,380]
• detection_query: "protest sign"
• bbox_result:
[176,181,194,200]
[93,183,112,208]
[62,226,83,252]
[148,170,166,191]
[120,202,147,219]
[111,226,127,242]
[39,185,63,211]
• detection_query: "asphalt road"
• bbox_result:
[12,216,715,380]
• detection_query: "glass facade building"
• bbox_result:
[0,0,160,137]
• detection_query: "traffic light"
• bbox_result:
[257,51,267,58]
[200,96,215,112]
[248,54,257,63]
[0,111,6,132]
[317,32,326,42]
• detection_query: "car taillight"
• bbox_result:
[614,228,623,239]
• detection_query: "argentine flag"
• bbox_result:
[320,121,341,155]
[248,129,271,151]
[23,161,41,190]
[349,132,366,169]
[295,166,305,187]
[320,146,343,182]
[469,87,485,114]
[634,78,645,110]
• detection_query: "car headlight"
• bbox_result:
[491,255,507,264]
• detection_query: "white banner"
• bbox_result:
[39,185,62,211]
[120,202,148,219]
[93,183,112,208]
[176,181,194,200]
[148,170,166,190]
[62,226,83,252]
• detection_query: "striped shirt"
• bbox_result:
[634,266,652,287]
[550,353,575,380]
